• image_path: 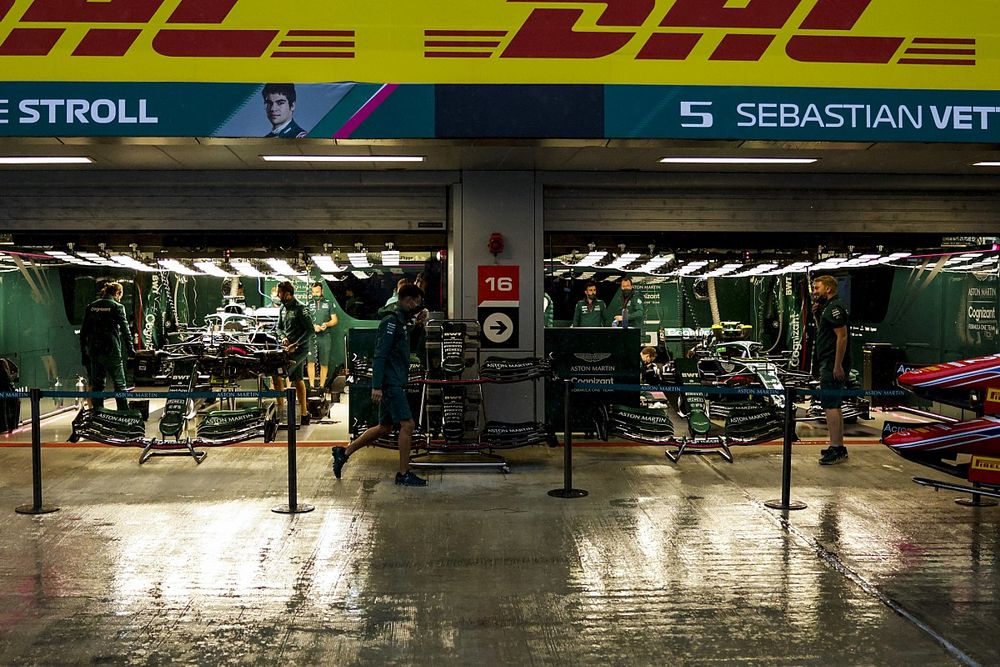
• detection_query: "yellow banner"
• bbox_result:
[1,0,998,88]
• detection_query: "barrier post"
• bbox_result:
[16,388,59,515]
[549,379,588,499]
[765,386,806,511]
[272,386,315,515]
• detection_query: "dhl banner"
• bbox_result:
[0,0,997,89]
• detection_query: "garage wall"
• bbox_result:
[543,173,1000,234]
[0,171,454,232]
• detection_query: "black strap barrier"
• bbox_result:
[565,380,907,512]
[764,386,808,511]
[273,387,315,515]
[12,387,312,517]
[15,388,59,515]
[549,379,588,499]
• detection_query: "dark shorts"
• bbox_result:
[819,367,849,410]
[286,351,308,382]
[378,385,412,426]
[308,334,332,363]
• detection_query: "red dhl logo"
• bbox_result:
[0,0,355,58]
[971,456,1000,472]
[427,0,976,66]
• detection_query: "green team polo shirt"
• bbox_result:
[309,297,334,335]
[573,298,609,327]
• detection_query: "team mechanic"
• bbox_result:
[812,274,852,466]
[307,281,338,392]
[333,284,427,487]
[274,281,313,426]
[79,281,135,412]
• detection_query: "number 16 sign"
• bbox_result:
[478,265,519,349]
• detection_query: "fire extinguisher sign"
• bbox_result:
[478,266,519,349]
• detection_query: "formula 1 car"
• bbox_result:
[883,353,1000,503]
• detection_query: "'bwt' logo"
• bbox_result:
[0,0,355,58]
[425,0,976,66]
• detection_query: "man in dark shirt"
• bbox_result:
[80,281,134,411]
[812,275,852,465]
[307,281,338,392]
[276,281,313,425]
[609,276,644,329]
[572,281,610,327]
[332,284,427,486]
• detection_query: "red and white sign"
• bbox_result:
[478,265,519,307]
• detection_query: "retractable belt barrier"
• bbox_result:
[13,387,313,517]
[556,378,907,510]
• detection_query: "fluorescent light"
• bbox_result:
[347,252,371,268]
[111,254,157,272]
[660,157,818,165]
[266,259,303,276]
[351,271,371,279]
[321,274,343,281]
[260,155,425,163]
[381,250,400,267]
[311,255,347,273]
[573,251,607,267]
[0,156,93,165]
[973,162,1000,167]
[604,253,641,270]
[193,261,232,277]
[230,260,265,277]
[158,259,201,275]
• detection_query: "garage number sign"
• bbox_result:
[478,266,519,350]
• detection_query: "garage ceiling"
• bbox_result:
[0,137,998,174]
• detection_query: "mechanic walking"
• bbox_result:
[276,280,313,426]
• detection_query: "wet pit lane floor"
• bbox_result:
[0,443,997,666]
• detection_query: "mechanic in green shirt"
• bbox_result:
[307,281,338,392]
[80,281,134,411]
[812,275,852,466]
[275,280,314,425]
[608,276,645,329]
[333,284,428,487]
[572,281,610,327]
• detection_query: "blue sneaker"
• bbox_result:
[332,446,348,479]
[395,471,427,486]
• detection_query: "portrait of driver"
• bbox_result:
[262,83,308,138]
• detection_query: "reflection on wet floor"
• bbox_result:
[0,442,996,665]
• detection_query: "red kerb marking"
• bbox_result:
[73,28,141,56]
[0,28,64,55]
[635,33,701,60]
